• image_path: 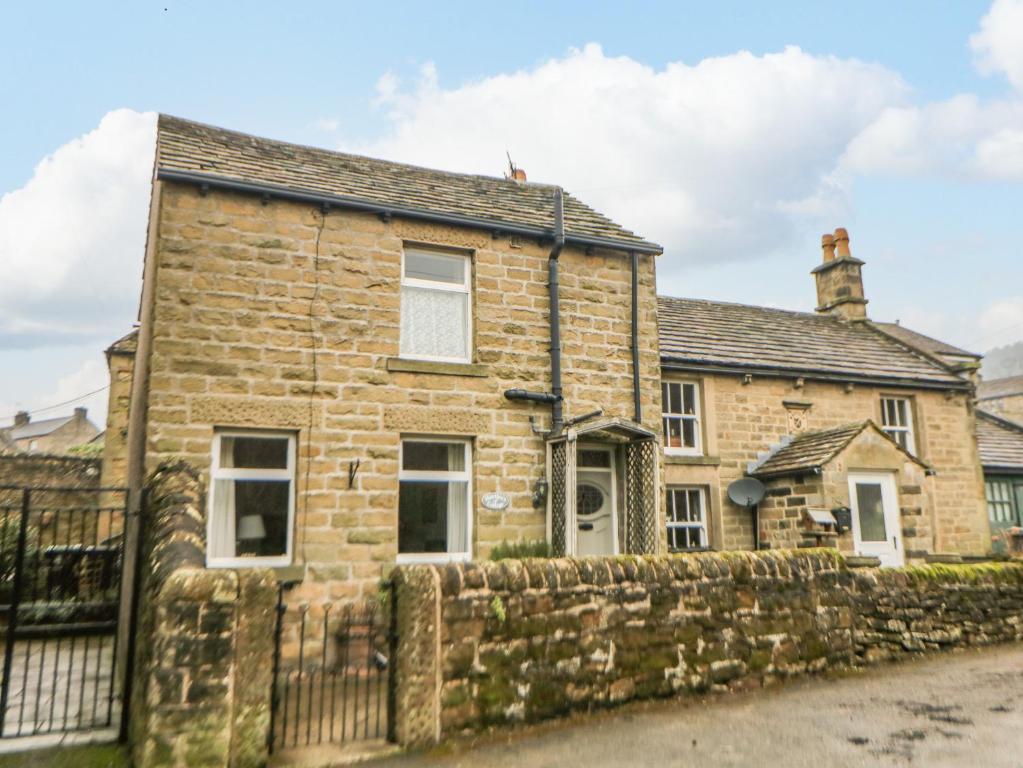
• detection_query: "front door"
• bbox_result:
[575,447,618,556]
[848,472,904,567]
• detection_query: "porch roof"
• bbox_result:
[550,416,657,444]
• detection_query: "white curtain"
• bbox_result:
[401,287,467,359]
[210,442,237,559]
[445,443,467,553]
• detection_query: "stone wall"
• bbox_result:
[131,462,276,768]
[663,373,988,555]
[140,182,662,602]
[390,551,1023,744]
[100,331,137,490]
[0,453,101,509]
[981,392,1023,426]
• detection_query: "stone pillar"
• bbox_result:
[392,565,442,747]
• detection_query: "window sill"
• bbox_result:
[395,552,471,565]
[386,358,490,377]
[664,454,721,466]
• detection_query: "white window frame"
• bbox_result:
[662,380,702,456]
[880,396,917,455]
[666,486,708,552]
[207,429,297,569]
[399,247,472,364]
[396,436,473,564]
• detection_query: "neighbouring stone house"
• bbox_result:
[978,374,1023,426]
[120,115,664,602]
[0,407,100,455]
[976,409,1023,554]
[656,229,990,565]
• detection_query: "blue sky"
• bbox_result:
[2,1,1022,426]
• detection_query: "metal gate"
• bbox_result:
[0,486,132,741]
[268,589,395,755]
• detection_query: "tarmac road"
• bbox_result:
[375,644,1023,767]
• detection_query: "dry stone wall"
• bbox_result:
[391,551,1023,744]
[130,462,276,768]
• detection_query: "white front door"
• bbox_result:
[575,447,618,556]
[848,472,904,567]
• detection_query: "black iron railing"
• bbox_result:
[0,486,129,738]
[269,593,392,753]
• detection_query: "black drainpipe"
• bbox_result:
[549,189,566,433]
[630,250,642,424]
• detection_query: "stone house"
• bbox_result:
[0,407,100,455]
[657,229,990,565]
[978,375,1023,426]
[120,115,664,601]
[976,409,1023,554]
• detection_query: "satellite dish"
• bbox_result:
[727,477,766,508]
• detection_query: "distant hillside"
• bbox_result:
[983,341,1023,379]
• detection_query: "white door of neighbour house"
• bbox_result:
[848,472,904,567]
[575,447,618,556]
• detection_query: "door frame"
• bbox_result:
[574,444,619,556]
[847,471,904,567]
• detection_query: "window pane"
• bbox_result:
[220,436,288,469]
[399,480,468,553]
[688,490,702,521]
[400,286,468,359]
[665,418,683,448]
[404,250,466,284]
[402,441,465,472]
[661,382,670,412]
[682,384,696,415]
[579,450,611,468]
[670,383,682,414]
[682,418,697,448]
[855,483,887,542]
[211,478,290,558]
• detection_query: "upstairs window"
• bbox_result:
[666,487,707,552]
[398,437,472,562]
[880,397,916,454]
[400,248,471,362]
[662,381,701,454]
[208,430,296,567]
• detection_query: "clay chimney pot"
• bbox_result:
[511,168,527,183]
[821,234,836,262]
[833,227,851,259]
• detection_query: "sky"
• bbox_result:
[2,0,1023,428]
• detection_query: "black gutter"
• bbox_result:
[659,359,973,392]
[549,189,566,433]
[156,168,663,255]
[630,250,642,423]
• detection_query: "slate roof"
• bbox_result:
[751,421,924,478]
[657,297,969,388]
[977,410,1023,471]
[978,374,1023,401]
[2,415,74,441]
[106,329,138,356]
[872,322,980,360]
[155,115,660,253]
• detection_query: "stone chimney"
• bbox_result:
[812,227,867,321]
[74,407,87,421]
[14,411,29,427]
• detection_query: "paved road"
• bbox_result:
[376,645,1023,768]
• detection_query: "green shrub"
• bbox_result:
[489,540,552,561]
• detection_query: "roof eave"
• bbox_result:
[156,168,664,255]
[659,358,971,391]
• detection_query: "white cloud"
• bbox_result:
[355,44,907,268]
[971,0,1023,91]
[0,109,156,349]
[979,297,1023,350]
[0,354,109,429]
